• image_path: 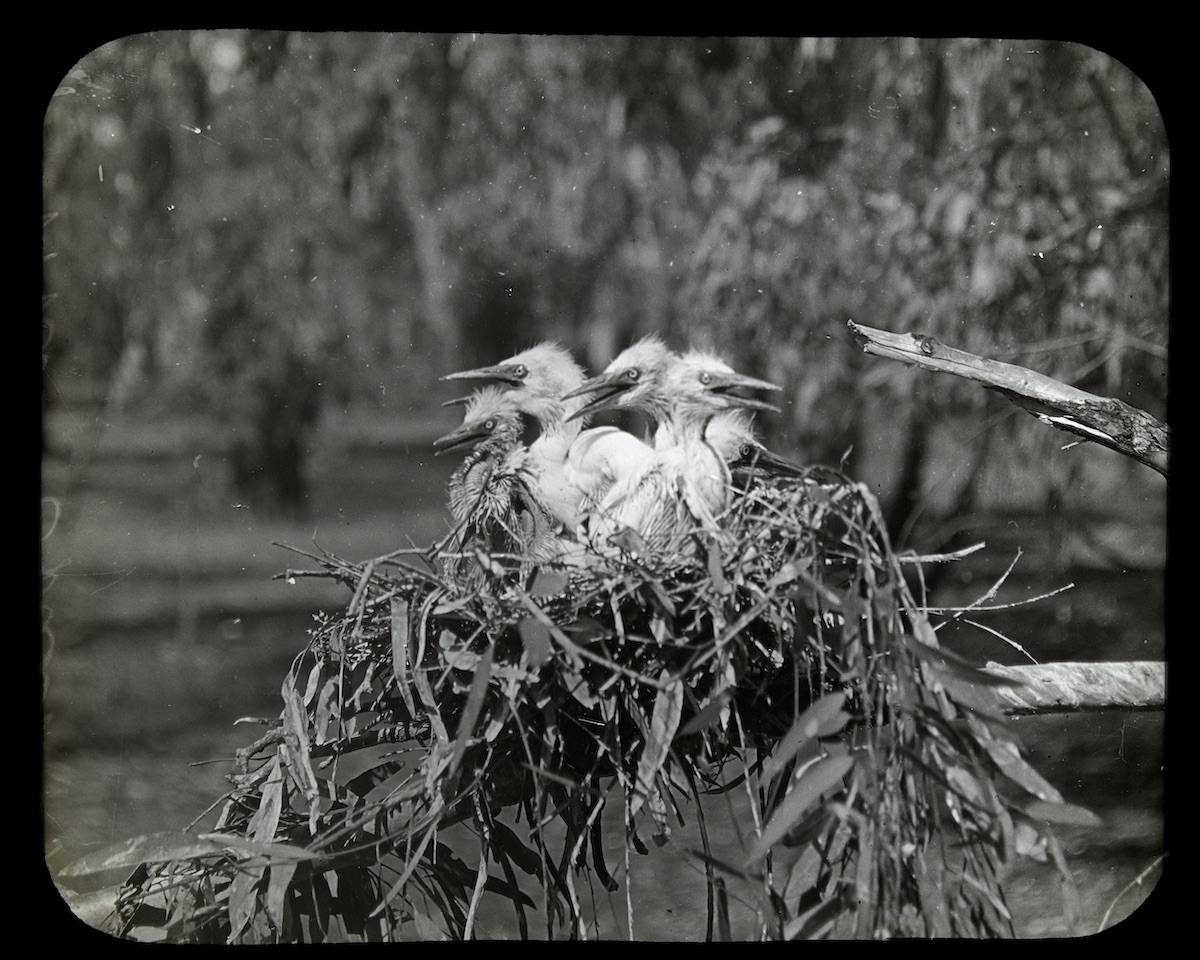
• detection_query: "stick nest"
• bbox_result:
[99,467,1090,942]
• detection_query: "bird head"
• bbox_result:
[561,336,677,421]
[442,342,583,394]
[670,350,782,415]
[705,410,762,462]
[441,343,585,424]
[707,410,805,485]
[433,387,525,455]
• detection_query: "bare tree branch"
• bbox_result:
[986,660,1165,715]
[847,320,1169,476]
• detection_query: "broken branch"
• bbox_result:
[985,660,1165,715]
[847,320,1169,476]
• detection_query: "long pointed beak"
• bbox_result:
[733,444,805,479]
[440,362,525,386]
[720,395,781,413]
[704,371,782,413]
[441,396,473,408]
[433,423,487,455]
[728,442,807,490]
[562,371,634,421]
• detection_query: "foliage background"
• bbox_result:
[43,32,1167,529]
[41,32,1169,939]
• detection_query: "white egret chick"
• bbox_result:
[706,409,806,489]
[561,335,680,448]
[585,350,780,554]
[442,342,656,531]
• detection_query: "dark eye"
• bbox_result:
[626,368,640,381]
[513,364,528,379]
[739,443,753,458]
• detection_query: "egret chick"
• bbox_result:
[586,350,780,554]
[442,342,655,531]
[561,335,679,448]
[434,387,558,583]
[706,409,806,489]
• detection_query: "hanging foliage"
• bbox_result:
[65,464,1094,941]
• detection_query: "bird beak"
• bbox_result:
[733,445,806,480]
[440,362,525,387]
[703,371,782,413]
[561,371,634,421]
[441,396,473,408]
[433,422,487,454]
[728,442,807,489]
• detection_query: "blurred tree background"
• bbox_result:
[42,33,1168,541]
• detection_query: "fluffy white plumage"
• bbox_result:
[705,409,806,487]
[582,349,780,554]
[442,342,656,531]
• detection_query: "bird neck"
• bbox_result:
[535,400,584,459]
[453,440,496,483]
[640,394,674,430]
[520,394,566,430]
[560,394,593,430]
[672,407,731,488]
[460,422,524,469]
[666,405,713,444]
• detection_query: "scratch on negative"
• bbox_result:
[88,568,137,596]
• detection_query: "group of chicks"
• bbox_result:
[433,337,804,578]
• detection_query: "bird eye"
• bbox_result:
[626,368,640,381]
[513,365,528,379]
[740,443,753,458]
[484,419,496,430]
[700,372,712,385]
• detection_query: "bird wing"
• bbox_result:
[569,427,654,477]
[678,471,721,533]
[588,442,730,554]
[531,458,587,529]
[567,425,656,510]
[586,459,681,553]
